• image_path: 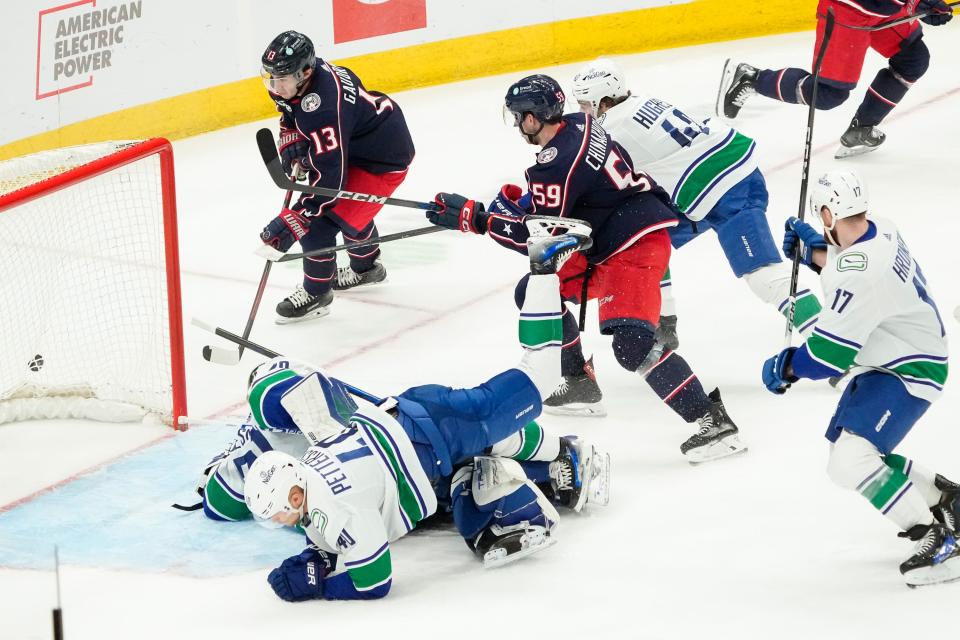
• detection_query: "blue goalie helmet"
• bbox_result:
[503,74,566,127]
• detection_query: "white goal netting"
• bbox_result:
[0,140,185,426]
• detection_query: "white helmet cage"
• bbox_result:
[571,58,627,117]
[244,450,306,528]
[809,169,869,232]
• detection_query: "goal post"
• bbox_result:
[0,139,187,428]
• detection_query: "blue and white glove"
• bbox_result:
[762,347,799,395]
[429,193,489,234]
[487,184,530,217]
[782,216,826,272]
[267,547,335,602]
[918,0,953,26]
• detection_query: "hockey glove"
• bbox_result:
[268,547,334,602]
[261,208,311,253]
[429,193,489,234]
[762,347,799,395]
[278,126,311,181]
[487,184,531,217]
[782,217,826,272]
[918,0,953,25]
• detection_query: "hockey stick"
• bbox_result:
[256,128,441,212]
[191,318,384,404]
[276,224,445,262]
[784,7,836,347]
[824,1,957,31]
[203,190,293,365]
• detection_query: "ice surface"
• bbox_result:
[2,26,960,639]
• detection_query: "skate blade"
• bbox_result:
[274,306,332,325]
[482,532,557,569]
[905,555,960,588]
[834,143,881,159]
[543,402,607,418]
[685,434,748,465]
[588,450,611,507]
[333,276,388,292]
[716,58,734,118]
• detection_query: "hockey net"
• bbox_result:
[0,139,186,427]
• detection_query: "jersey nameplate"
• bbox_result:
[837,252,867,272]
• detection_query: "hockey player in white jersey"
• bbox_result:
[762,169,960,587]
[200,232,611,601]
[570,58,823,355]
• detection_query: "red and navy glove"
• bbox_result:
[268,547,334,602]
[278,126,310,180]
[428,192,489,234]
[487,184,530,217]
[261,208,310,253]
[918,0,953,25]
[762,347,799,395]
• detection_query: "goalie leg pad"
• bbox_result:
[279,371,358,445]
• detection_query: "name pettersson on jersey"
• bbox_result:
[37,0,144,99]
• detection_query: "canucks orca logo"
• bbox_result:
[302,93,321,112]
[260,465,276,483]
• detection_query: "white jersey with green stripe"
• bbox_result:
[597,94,758,221]
[809,217,948,402]
[298,404,438,594]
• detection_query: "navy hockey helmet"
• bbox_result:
[261,31,315,95]
[503,74,566,127]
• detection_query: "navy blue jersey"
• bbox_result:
[491,112,677,264]
[270,61,415,216]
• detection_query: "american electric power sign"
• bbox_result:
[35,0,143,99]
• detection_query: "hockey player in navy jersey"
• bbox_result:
[196,233,611,601]
[717,0,953,158]
[257,31,415,323]
[763,169,960,586]
[426,74,746,463]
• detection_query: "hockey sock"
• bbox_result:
[853,68,911,127]
[660,267,676,317]
[777,289,821,336]
[303,253,336,294]
[644,351,711,423]
[560,305,587,376]
[885,454,942,509]
[343,221,381,271]
[756,68,812,104]
[488,421,561,462]
[517,274,563,399]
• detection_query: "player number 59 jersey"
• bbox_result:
[806,217,948,402]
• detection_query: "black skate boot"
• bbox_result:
[549,436,611,512]
[656,314,679,351]
[898,522,960,587]
[932,474,960,532]
[275,285,333,324]
[528,233,593,275]
[681,388,747,464]
[543,357,606,417]
[716,59,758,119]
[471,523,556,568]
[333,260,387,291]
[836,118,885,159]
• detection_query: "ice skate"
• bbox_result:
[899,522,960,588]
[549,436,611,512]
[681,388,747,464]
[835,118,885,159]
[933,474,960,532]
[656,314,679,351]
[333,260,387,291]
[528,233,592,275]
[543,357,606,417]
[275,285,333,324]
[716,59,758,119]
[473,523,556,568]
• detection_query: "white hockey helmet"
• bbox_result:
[809,169,869,232]
[571,58,627,117]
[244,450,306,528]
